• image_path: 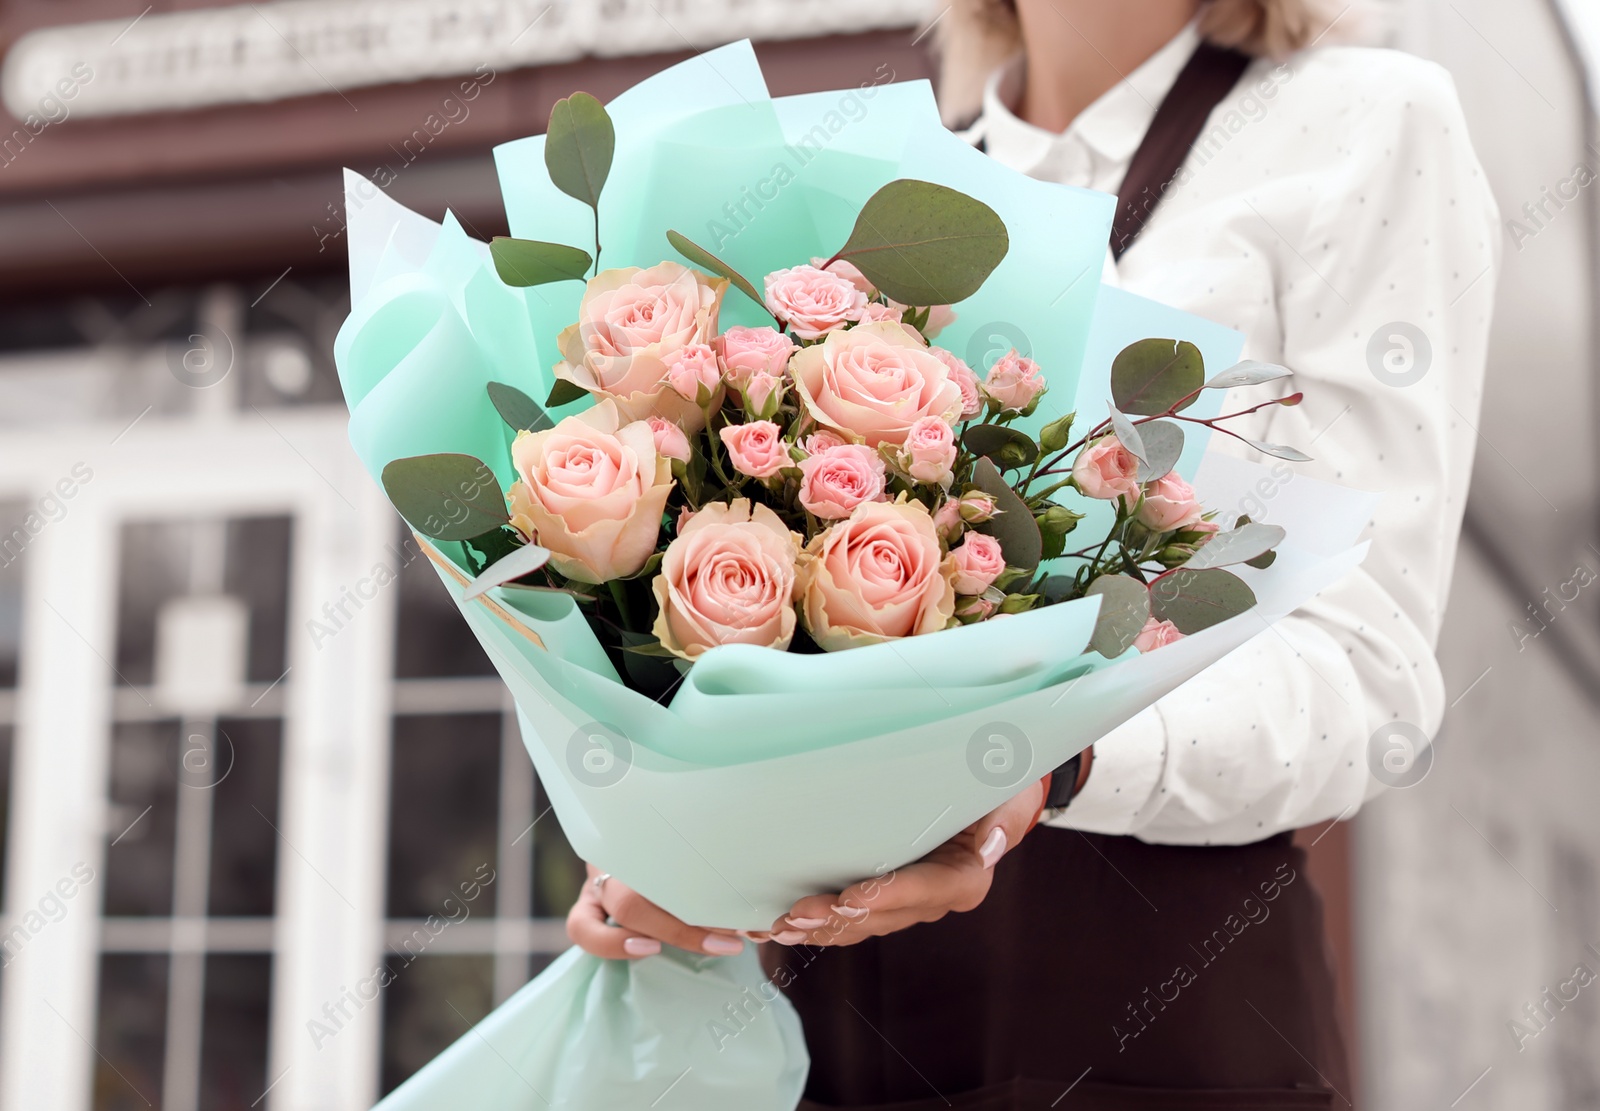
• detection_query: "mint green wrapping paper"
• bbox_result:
[377,946,806,1111]
[339,43,1374,1111]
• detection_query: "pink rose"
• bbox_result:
[900,415,957,485]
[929,347,983,419]
[718,326,796,392]
[742,371,785,421]
[764,265,868,341]
[933,498,964,542]
[1133,616,1185,653]
[796,499,957,650]
[553,263,727,430]
[663,342,723,405]
[982,349,1046,412]
[646,416,691,464]
[651,499,801,660]
[507,399,674,584]
[955,592,999,621]
[798,444,886,520]
[719,420,790,479]
[950,532,1005,595]
[857,302,904,325]
[1190,517,1221,540]
[811,256,875,296]
[789,322,964,448]
[1071,435,1141,503]
[801,429,849,455]
[958,491,999,524]
[1137,472,1204,532]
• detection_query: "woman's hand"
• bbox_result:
[768,778,1048,947]
[567,862,749,960]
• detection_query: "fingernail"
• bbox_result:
[623,937,661,957]
[773,930,806,945]
[979,826,1007,869]
[831,904,867,919]
[703,935,744,956]
[786,916,828,930]
[736,930,769,943]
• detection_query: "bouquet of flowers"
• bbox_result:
[334,41,1373,1111]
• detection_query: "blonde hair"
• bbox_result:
[936,0,1368,125]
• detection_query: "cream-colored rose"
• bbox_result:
[651,500,801,660]
[552,262,728,430]
[789,322,964,448]
[508,400,673,584]
[796,498,957,651]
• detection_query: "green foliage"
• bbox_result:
[463,535,551,596]
[1134,420,1184,483]
[831,179,1009,306]
[1111,339,1204,415]
[545,92,615,211]
[666,230,767,311]
[490,238,594,287]
[381,453,509,541]
[970,458,1043,572]
[1038,412,1075,453]
[487,381,553,432]
[1183,522,1286,570]
[546,378,589,409]
[1149,567,1257,633]
[962,423,1039,470]
[1087,574,1150,658]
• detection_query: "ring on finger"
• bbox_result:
[592,872,611,898]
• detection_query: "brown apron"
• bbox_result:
[762,45,1351,1111]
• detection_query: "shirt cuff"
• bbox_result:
[1044,706,1167,835]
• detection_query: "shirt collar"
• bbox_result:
[978,20,1204,180]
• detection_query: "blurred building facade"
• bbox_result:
[0,0,1593,1109]
[0,4,938,1109]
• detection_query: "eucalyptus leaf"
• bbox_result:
[1111,338,1204,415]
[463,526,522,577]
[546,378,589,409]
[1135,420,1184,482]
[1087,574,1151,658]
[1204,359,1292,391]
[1107,403,1147,465]
[545,92,615,211]
[1149,567,1257,634]
[490,237,594,287]
[831,179,1009,306]
[962,423,1039,469]
[665,229,767,312]
[971,457,1042,571]
[1245,549,1278,570]
[463,541,553,600]
[1182,523,1287,570]
[1040,575,1076,604]
[381,454,509,542]
[487,381,553,432]
[1243,438,1313,462]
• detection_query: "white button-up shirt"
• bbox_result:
[969,24,1501,844]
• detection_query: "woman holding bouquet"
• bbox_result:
[568,0,1499,1106]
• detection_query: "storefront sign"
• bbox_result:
[2,0,933,119]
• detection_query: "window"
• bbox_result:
[96,516,291,1110]
[378,526,583,1095]
[0,276,586,1108]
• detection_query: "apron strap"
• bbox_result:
[1111,42,1253,259]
